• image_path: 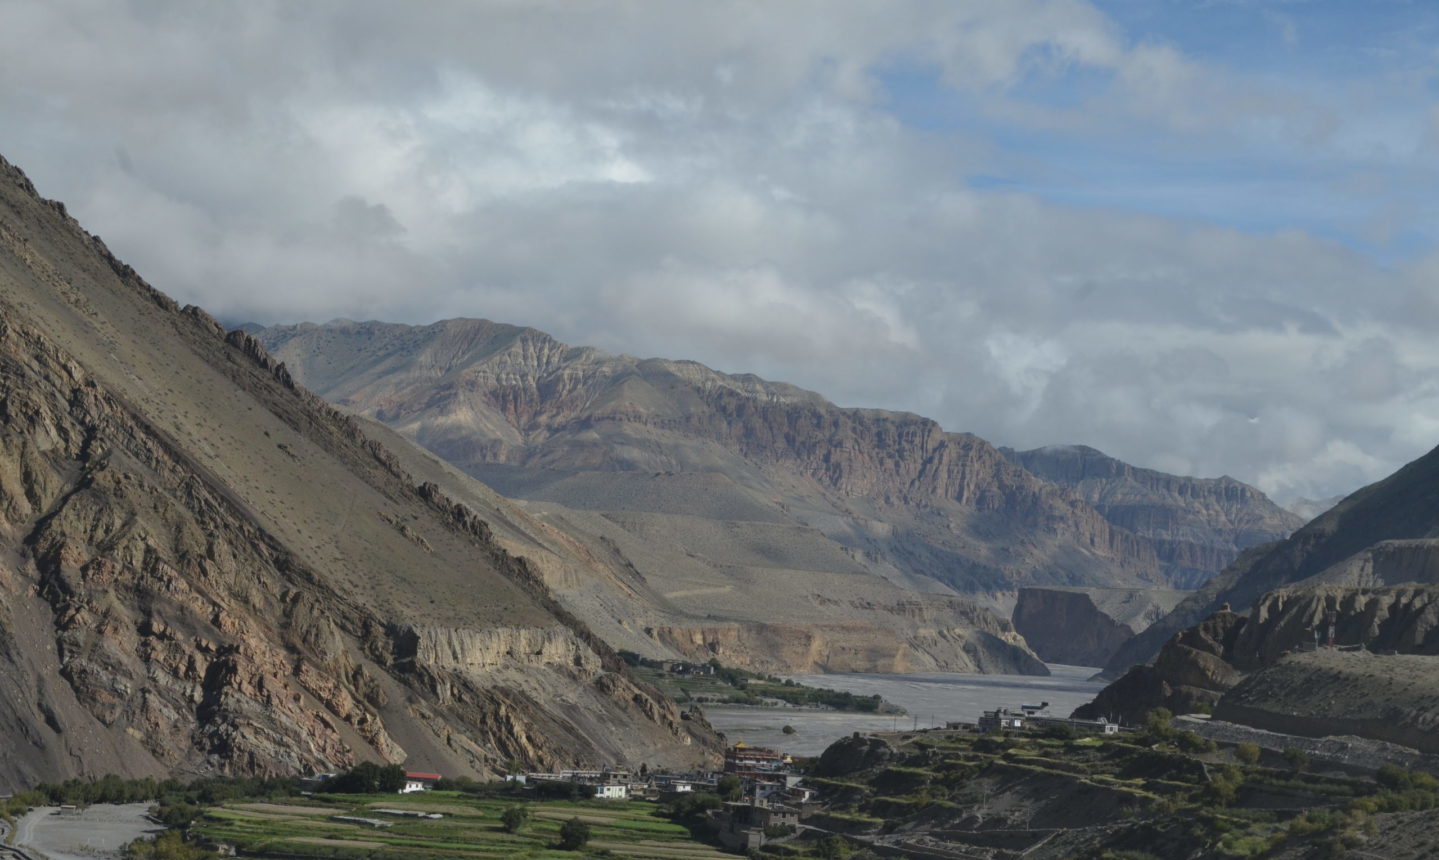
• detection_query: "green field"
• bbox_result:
[193,792,735,859]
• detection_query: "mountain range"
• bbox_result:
[255,318,1301,673]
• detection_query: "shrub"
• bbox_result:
[1281,748,1310,771]
[558,816,591,851]
[1234,743,1261,764]
[500,804,529,833]
[125,831,219,859]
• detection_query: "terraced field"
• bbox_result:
[194,792,732,859]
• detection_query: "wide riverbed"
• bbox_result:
[704,665,1105,756]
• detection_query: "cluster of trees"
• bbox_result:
[319,762,407,794]
[125,831,220,860]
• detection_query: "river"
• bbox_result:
[703,664,1105,756]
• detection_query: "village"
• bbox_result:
[355,703,1127,853]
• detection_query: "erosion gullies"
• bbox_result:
[1004,444,1302,589]
[0,153,720,792]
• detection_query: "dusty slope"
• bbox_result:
[258,319,1175,609]
[0,154,718,792]
[1004,444,1301,588]
[1103,440,1439,676]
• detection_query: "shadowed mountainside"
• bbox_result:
[1102,440,1439,677]
[1003,444,1302,588]
[1011,586,1186,667]
[0,154,720,792]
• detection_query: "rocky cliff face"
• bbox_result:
[0,154,719,792]
[1102,440,1439,677]
[253,318,1192,677]
[1073,607,1247,724]
[1077,584,1439,732]
[1004,445,1301,588]
[1011,587,1185,667]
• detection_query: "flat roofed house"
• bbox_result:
[401,772,441,793]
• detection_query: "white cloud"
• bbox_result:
[0,0,1435,503]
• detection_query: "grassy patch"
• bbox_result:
[194,793,729,859]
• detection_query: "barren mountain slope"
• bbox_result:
[1102,440,1439,676]
[259,319,1172,612]
[0,155,718,793]
[1003,445,1301,588]
[355,417,1046,675]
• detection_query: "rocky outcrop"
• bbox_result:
[1011,587,1185,667]
[1005,445,1301,588]
[1073,607,1246,724]
[1078,584,1439,737]
[0,153,720,792]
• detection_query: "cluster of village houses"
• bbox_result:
[383,705,1125,851]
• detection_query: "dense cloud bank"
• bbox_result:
[3,0,1436,503]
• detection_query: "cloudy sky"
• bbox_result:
[3,0,1437,505]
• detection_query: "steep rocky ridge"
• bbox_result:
[1078,585,1439,729]
[1003,445,1301,588]
[1011,586,1185,667]
[0,154,718,792]
[1102,441,1439,677]
[258,320,1177,618]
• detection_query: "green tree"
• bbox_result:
[558,816,591,850]
[500,804,529,833]
[125,831,220,860]
[1234,743,1260,764]
[1145,707,1174,737]
[1282,748,1310,771]
[717,775,743,801]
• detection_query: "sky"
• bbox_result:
[2,0,1437,505]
